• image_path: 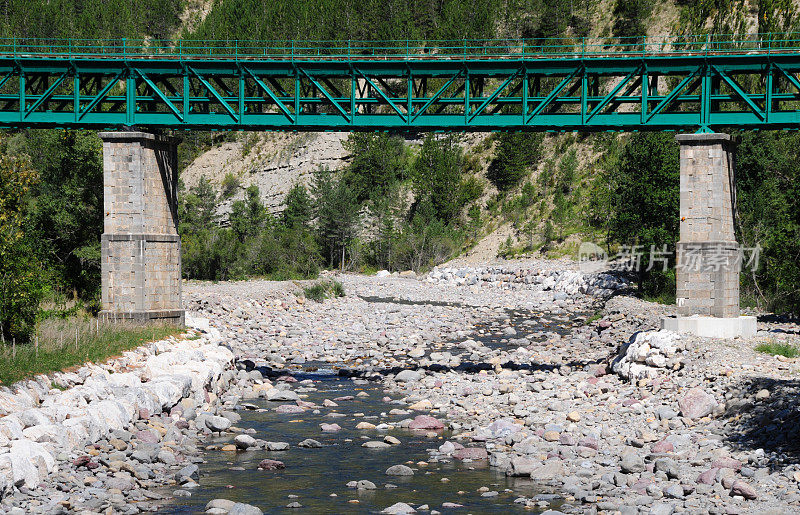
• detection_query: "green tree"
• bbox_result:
[612,0,652,39]
[735,131,800,314]
[487,133,544,192]
[22,130,102,300]
[611,133,680,294]
[411,135,464,223]
[0,155,44,342]
[230,185,267,242]
[179,176,219,234]
[312,169,361,269]
[282,183,313,228]
[343,133,407,203]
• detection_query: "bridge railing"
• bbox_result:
[1,33,800,59]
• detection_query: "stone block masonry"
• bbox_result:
[675,133,739,318]
[99,131,183,324]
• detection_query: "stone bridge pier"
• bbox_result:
[661,133,755,338]
[99,131,184,325]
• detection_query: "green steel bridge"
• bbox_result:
[3,34,800,132]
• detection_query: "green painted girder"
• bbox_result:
[1,52,800,131]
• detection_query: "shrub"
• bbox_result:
[303,280,346,302]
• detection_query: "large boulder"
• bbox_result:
[678,387,717,420]
[408,415,444,430]
[8,439,56,488]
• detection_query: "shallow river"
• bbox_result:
[166,304,585,514]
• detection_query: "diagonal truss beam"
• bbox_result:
[242,66,293,122]
[79,70,124,120]
[0,69,14,91]
[356,69,406,121]
[775,63,800,93]
[468,69,522,122]
[527,67,580,122]
[713,66,764,120]
[586,68,640,121]
[25,71,67,118]
[412,69,463,121]
[188,66,238,121]
[646,68,701,121]
[300,69,350,121]
[138,70,184,121]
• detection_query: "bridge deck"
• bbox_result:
[1,34,799,131]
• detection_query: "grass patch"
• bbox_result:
[586,311,603,324]
[0,318,183,386]
[303,280,346,302]
[642,290,676,305]
[755,341,800,358]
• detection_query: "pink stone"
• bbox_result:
[258,459,286,470]
[135,430,160,444]
[579,437,599,450]
[651,440,674,453]
[697,467,719,485]
[274,404,305,414]
[678,387,717,420]
[730,480,757,499]
[453,447,488,460]
[408,415,444,430]
[712,457,742,471]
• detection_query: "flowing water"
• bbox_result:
[166,301,586,513]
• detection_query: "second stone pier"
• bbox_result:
[662,133,755,337]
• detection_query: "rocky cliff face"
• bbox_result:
[181,132,351,215]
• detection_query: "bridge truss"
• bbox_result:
[2,36,800,131]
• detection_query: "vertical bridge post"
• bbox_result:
[98,131,184,325]
[662,133,756,337]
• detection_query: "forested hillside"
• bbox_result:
[1,0,800,344]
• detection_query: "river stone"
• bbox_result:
[649,502,676,515]
[274,405,305,414]
[711,457,742,472]
[620,451,645,473]
[363,441,391,449]
[257,459,286,470]
[177,464,199,481]
[453,447,488,460]
[507,457,537,476]
[394,370,421,382]
[386,464,414,476]
[320,423,342,432]
[202,415,232,432]
[529,461,565,480]
[357,480,377,490]
[234,434,257,450]
[267,389,300,402]
[730,480,757,499]
[678,387,717,420]
[105,477,135,491]
[298,439,322,448]
[206,499,236,512]
[408,415,444,430]
[381,502,417,514]
[697,468,719,485]
[266,442,290,451]
[135,429,160,444]
[228,503,263,515]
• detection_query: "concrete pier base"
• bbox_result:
[98,131,183,325]
[662,133,751,338]
[660,315,757,339]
